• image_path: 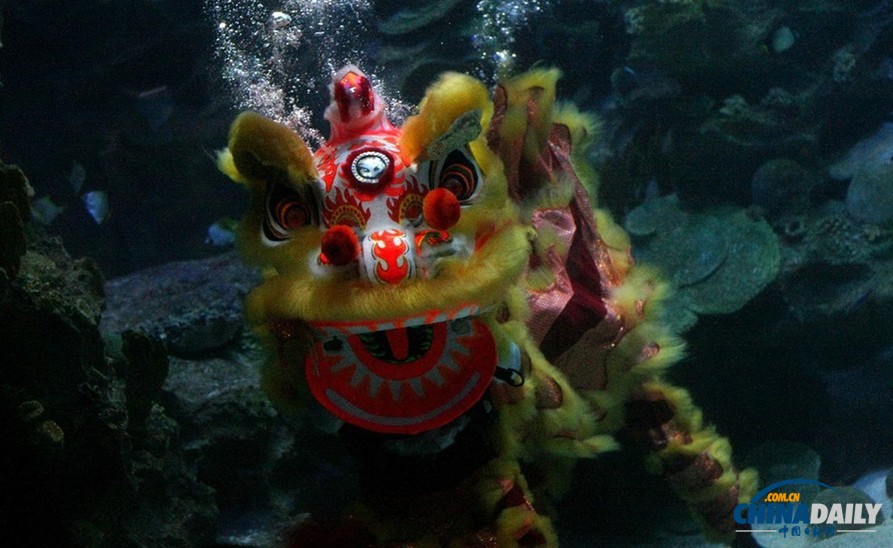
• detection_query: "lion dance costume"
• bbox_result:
[219,66,757,546]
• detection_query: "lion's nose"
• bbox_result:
[361,228,416,285]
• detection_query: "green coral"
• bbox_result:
[626,196,727,288]
[626,194,781,329]
[682,209,780,314]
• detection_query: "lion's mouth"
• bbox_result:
[294,304,498,435]
[354,324,435,364]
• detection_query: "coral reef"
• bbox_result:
[101,252,259,355]
[625,194,781,330]
[845,161,893,225]
[101,252,360,545]
[596,0,893,213]
[0,202,355,544]
[0,237,217,545]
[751,158,817,220]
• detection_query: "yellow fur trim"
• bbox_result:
[494,386,539,459]
[494,322,618,462]
[631,377,758,544]
[245,223,530,325]
[226,111,317,189]
[216,148,247,185]
[551,102,599,151]
[552,102,601,196]
[525,266,556,293]
[594,208,631,253]
[602,323,684,396]
[525,178,575,212]
[647,381,703,433]
[499,68,561,150]
[738,467,759,503]
[448,182,516,240]
[473,457,559,547]
[580,330,686,436]
[609,264,674,327]
[584,390,627,433]
[495,506,558,547]
[399,72,493,163]
[525,223,569,292]
[253,326,313,414]
[503,285,532,324]
[476,458,524,512]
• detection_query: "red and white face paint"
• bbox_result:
[267,65,476,287]
[259,66,505,435]
[315,130,419,284]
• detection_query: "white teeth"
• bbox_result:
[349,367,365,388]
[408,378,425,397]
[367,376,383,398]
[425,368,445,387]
[388,380,402,402]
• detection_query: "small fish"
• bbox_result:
[82,191,110,224]
[31,196,65,225]
[270,11,292,30]
[134,86,173,131]
[205,219,238,246]
[644,178,660,201]
[771,26,796,53]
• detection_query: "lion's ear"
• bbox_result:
[220,111,317,189]
[399,73,492,164]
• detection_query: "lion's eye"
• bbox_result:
[263,182,318,242]
[433,148,481,204]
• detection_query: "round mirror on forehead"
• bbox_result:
[350,150,392,187]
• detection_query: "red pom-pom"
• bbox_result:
[423,188,461,230]
[320,225,359,266]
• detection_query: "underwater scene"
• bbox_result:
[2,0,893,546]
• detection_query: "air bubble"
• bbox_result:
[270,11,292,30]
[207,0,548,138]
